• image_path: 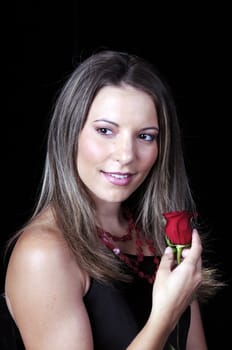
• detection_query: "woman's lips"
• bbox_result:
[101,171,134,186]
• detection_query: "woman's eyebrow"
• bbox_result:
[93,119,119,126]
[141,126,159,132]
[93,119,159,132]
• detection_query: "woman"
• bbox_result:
[5,50,217,349]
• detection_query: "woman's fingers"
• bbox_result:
[182,229,202,262]
[179,229,203,291]
[156,246,174,280]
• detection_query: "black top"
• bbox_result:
[0,295,25,350]
[1,256,190,350]
[84,256,190,350]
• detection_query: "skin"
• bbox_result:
[77,85,159,215]
[5,85,207,349]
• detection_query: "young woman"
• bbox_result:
[5,50,218,349]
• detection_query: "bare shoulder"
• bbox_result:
[6,208,88,291]
[5,208,92,349]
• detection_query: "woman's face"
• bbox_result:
[77,84,159,205]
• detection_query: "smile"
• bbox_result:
[101,171,134,186]
[110,173,130,179]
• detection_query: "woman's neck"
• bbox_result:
[95,204,128,238]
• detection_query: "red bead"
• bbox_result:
[136,239,142,246]
[97,218,159,284]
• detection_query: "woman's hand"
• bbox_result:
[151,229,202,331]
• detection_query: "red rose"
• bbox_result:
[162,210,197,264]
[162,211,195,245]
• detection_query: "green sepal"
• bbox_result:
[165,236,191,264]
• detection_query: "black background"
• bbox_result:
[2,2,231,349]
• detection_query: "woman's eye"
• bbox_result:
[139,133,156,142]
[97,128,113,135]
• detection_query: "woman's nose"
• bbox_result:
[113,134,136,164]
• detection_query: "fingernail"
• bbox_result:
[165,246,172,255]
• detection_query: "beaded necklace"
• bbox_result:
[97,217,160,284]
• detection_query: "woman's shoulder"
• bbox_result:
[7,207,72,268]
[5,207,89,319]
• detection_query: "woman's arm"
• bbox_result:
[186,300,208,350]
[5,228,93,350]
[127,229,204,349]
